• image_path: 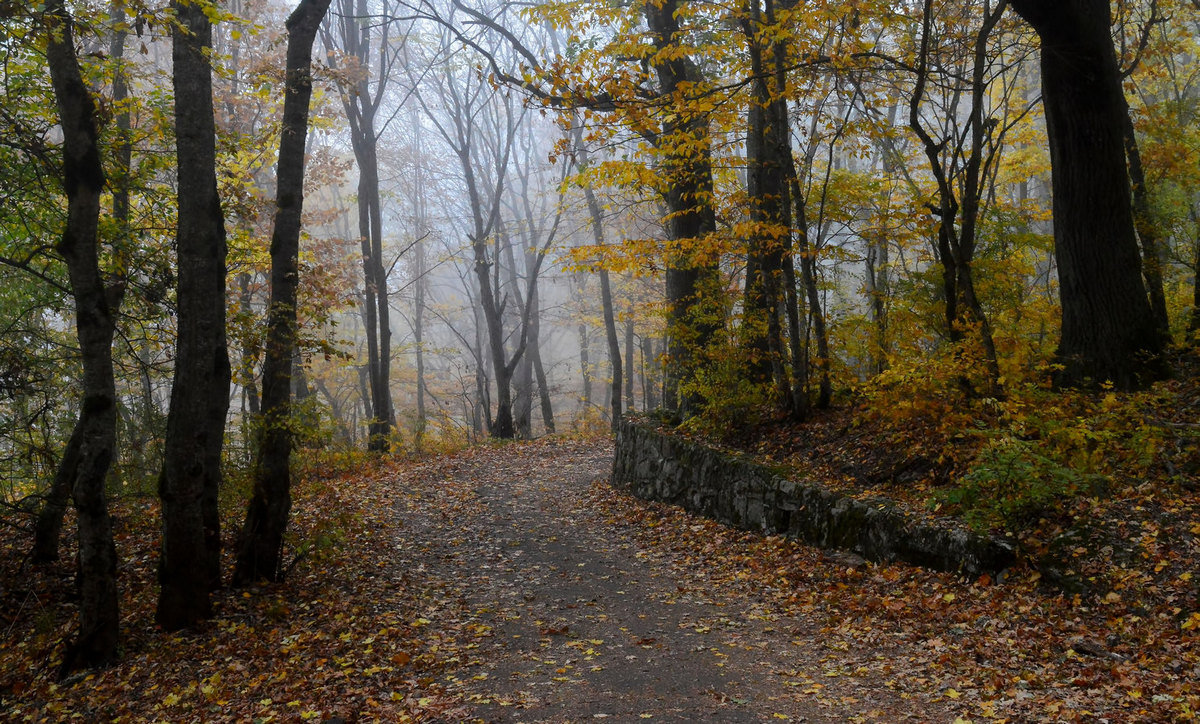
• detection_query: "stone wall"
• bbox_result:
[611,419,1015,578]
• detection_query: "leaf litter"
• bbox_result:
[1,436,1196,722]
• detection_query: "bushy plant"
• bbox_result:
[938,435,1107,532]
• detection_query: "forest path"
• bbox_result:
[387,437,951,723]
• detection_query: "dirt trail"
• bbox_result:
[388,438,950,723]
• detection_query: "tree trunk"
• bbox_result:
[44,0,121,671]
[34,0,133,568]
[412,112,428,446]
[645,0,721,420]
[624,314,635,410]
[910,0,1004,394]
[32,427,80,563]
[782,255,809,418]
[532,336,554,433]
[578,319,592,411]
[791,178,832,409]
[1008,0,1166,388]
[741,0,790,400]
[233,0,331,586]
[159,0,230,630]
[1191,204,1200,338]
[327,0,393,451]
[237,273,261,416]
[865,233,888,375]
[641,335,660,411]
[1122,104,1171,341]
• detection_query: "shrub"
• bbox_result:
[938,435,1108,532]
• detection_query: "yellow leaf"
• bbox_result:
[943,593,956,603]
[163,693,181,706]
[945,688,961,699]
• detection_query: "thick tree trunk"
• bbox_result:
[43,0,121,671]
[233,0,331,586]
[159,0,230,630]
[741,0,790,401]
[645,0,721,420]
[1008,0,1166,388]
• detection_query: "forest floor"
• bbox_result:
[1,435,1198,722]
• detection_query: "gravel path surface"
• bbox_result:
[388,438,950,723]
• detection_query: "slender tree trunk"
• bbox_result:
[1008,0,1166,388]
[34,0,133,567]
[598,270,622,430]
[624,314,635,410]
[1191,204,1200,338]
[791,178,831,409]
[865,234,888,375]
[43,0,121,671]
[641,335,659,411]
[578,320,592,411]
[233,0,331,586]
[327,0,393,450]
[32,427,80,563]
[782,256,808,417]
[158,0,230,630]
[910,0,1004,394]
[413,114,428,446]
[237,273,261,416]
[1122,105,1171,341]
[532,338,554,433]
[571,120,623,430]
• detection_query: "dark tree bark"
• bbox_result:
[578,317,593,411]
[624,314,635,410]
[742,0,822,417]
[644,0,721,419]
[532,336,554,433]
[1008,0,1166,388]
[324,0,395,451]
[43,0,121,671]
[34,0,132,566]
[741,0,790,402]
[233,0,331,586]
[909,0,1004,394]
[158,0,231,630]
[1122,107,1171,341]
[31,427,79,563]
[237,273,261,417]
[411,110,429,447]
[1191,204,1200,338]
[575,127,624,433]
